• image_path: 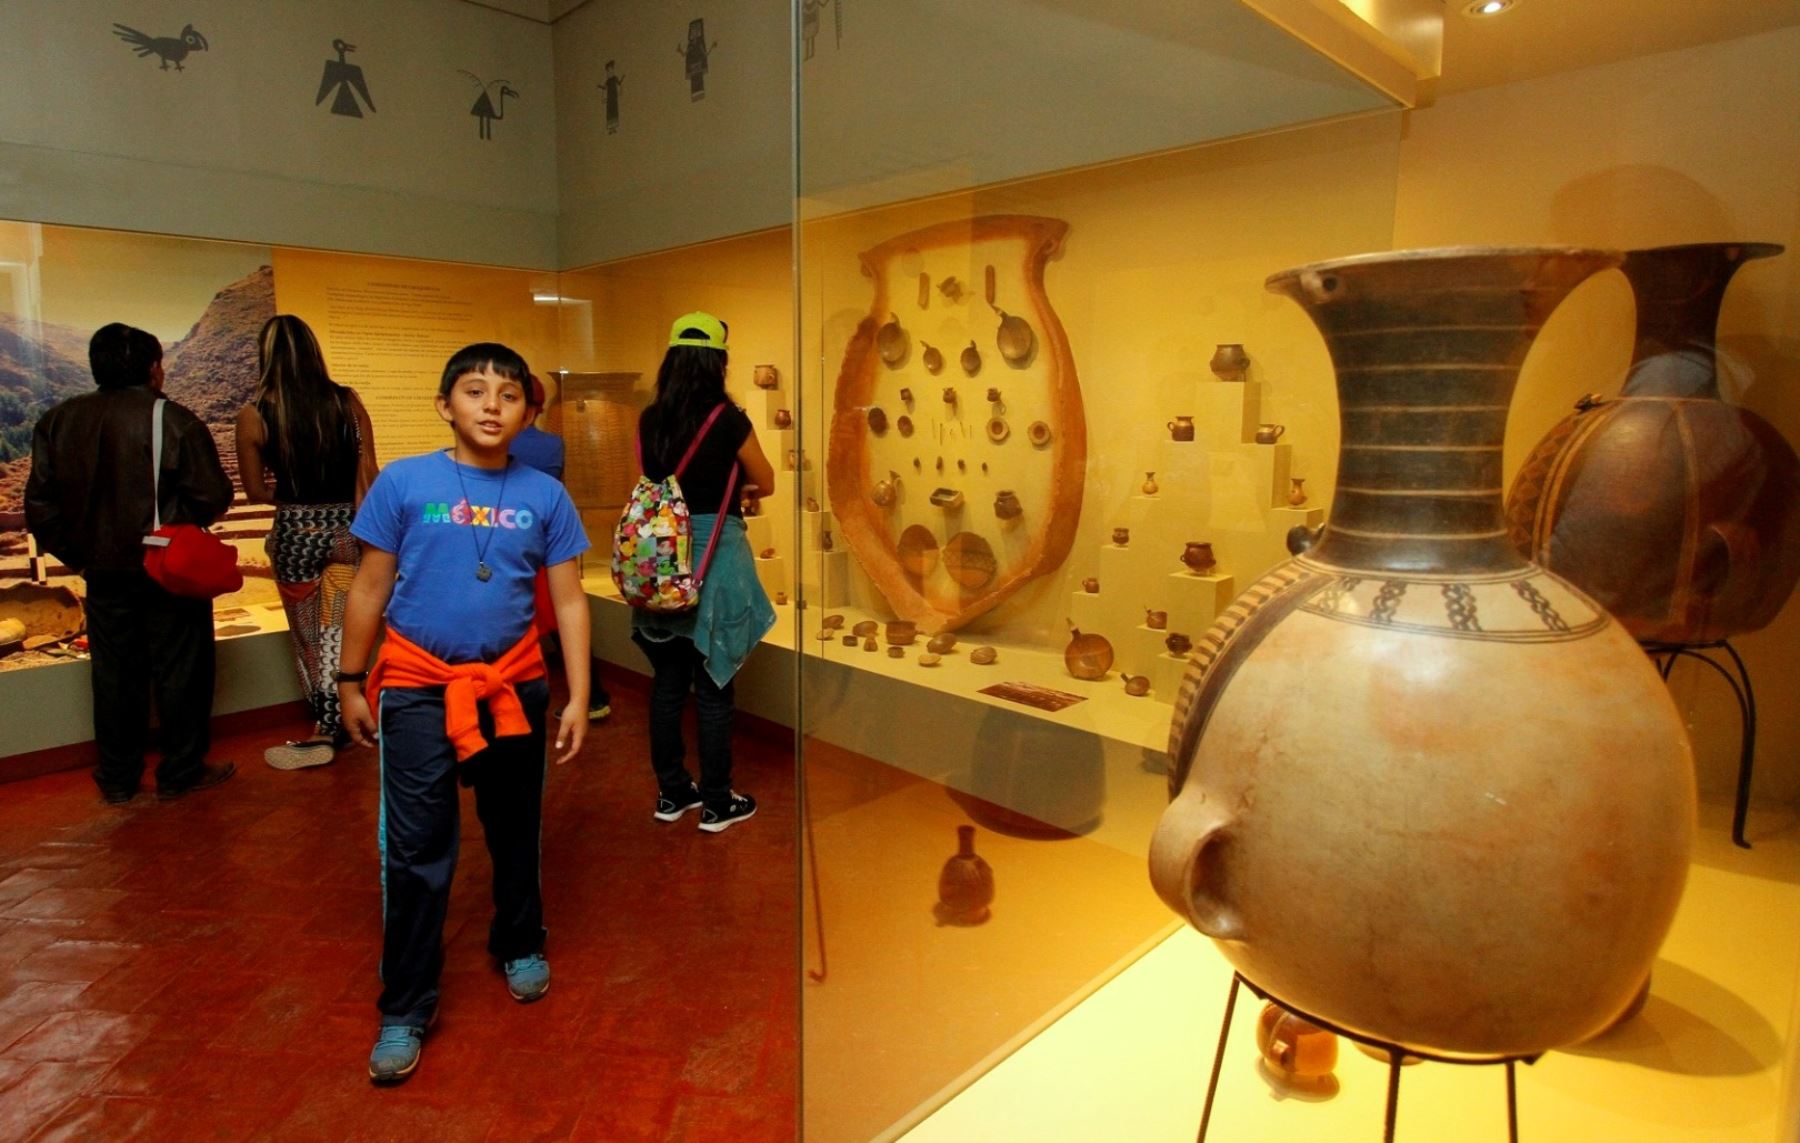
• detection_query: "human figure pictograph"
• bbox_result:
[676,19,716,101]
[600,60,624,134]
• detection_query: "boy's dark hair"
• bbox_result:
[439,342,531,396]
[88,323,163,390]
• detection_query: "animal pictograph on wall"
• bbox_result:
[112,22,208,72]
[460,72,518,140]
[317,39,375,117]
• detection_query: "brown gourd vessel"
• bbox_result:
[1151,247,1695,1058]
[1506,242,1799,644]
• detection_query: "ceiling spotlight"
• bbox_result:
[1465,0,1516,14]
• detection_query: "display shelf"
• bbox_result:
[754,553,787,599]
[1120,623,1173,679]
[800,550,852,607]
[1192,377,1263,449]
[744,513,776,551]
[1148,649,1188,707]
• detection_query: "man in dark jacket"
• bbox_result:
[25,323,237,803]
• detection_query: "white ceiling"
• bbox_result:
[1439,0,1800,94]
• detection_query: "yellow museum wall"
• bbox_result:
[1392,25,1800,807]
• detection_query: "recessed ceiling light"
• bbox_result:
[1464,0,1516,15]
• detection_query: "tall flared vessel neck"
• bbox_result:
[1620,242,1783,399]
[1268,247,1619,577]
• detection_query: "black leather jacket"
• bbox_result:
[25,385,233,576]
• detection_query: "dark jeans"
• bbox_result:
[633,633,735,809]
[83,568,216,798]
[376,678,549,1028]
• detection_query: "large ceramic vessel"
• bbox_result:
[1506,242,1799,644]
[1150,248,1696,1058]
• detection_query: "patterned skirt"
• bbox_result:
[267,502,359,739]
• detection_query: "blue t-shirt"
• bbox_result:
[510,425,565,481]
[351,450,590,663]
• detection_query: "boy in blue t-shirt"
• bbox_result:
[334,343,591,1084]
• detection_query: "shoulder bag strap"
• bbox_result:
[692,460,739,587]
[150,398,166,531]
[673,403,730,478]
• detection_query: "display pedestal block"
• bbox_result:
[1150,649,1189,706]
[745,514,775,552]
[754,553,787,599]
[1166,571,1236,634]
[802,550,851,607]
[804,507,836,550]
[1122,623,1172,678]
[1193,379,1262,449]
[1069,590,1107,633]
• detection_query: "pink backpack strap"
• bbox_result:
[692,460,740,587]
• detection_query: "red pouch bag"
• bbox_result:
[142,398,243,598]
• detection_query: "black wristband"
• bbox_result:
[334,669,369,685]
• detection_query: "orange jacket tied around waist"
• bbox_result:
[366,625,546,762]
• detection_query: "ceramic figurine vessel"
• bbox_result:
[1142,472,1158,496]
[1163,632,1192,656]
[1255,423,1286,444]
[753,364,779,389]
[1506,243,1799,644]
[1152,248,1696,1058]
[936,825,995,925]
[1112,527,1130,547]
[994,490,1023,520]
[1145,608,1167,630]
[1168,415,1195,442]
[1210,342,1251,383]
[1287,478,1307,506]
[1082,577,1099,594]
[774,408,793,429]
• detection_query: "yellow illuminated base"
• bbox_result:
[903,801,1800,1142]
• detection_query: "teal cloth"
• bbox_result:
[630,513,775,688]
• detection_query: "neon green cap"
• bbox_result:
[668,311,728,350]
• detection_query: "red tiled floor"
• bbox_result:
[0,677,798,1139]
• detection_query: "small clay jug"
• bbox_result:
[1210,342,1250,382]
[1142,471,1159,496]
[872,475,898,507]
[1123,674,1151,697]
[936,825,995,926]
[1082,577,1100,594]
[1112,527,1130,547]
[1255,423,1287,444]
[820,530,835,552]
[986,386,1002,403]
[759,547,777,559]
[994,490,1022,520]
[1064,626,1114,680]
[1180,541,1216,575]
[1168,415,1195,442]
[753,364,779,389]
[774,408,793,429]
[1287,477,1308,506]
[1165,632,1193,656]
[1145,608,1168,630]
[1256,1002,1338,1086]
[886,620,917,646]
[774,591,788,606]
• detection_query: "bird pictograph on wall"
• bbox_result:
[112,22,209,72]
[460,72,518,140]
[318,39,375,117]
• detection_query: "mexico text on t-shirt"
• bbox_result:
[351,450,590,663]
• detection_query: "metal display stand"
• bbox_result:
[1643,639,1757,848]
[1198,973,1539,1143]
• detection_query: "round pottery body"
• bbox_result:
[1255,1003,1337,1082]
[1508,396,1800,644]
[936,826,996,925]
[1152,560,1695,1057]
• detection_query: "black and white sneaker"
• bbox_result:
[698,792,757,834]
[654,783,704,822]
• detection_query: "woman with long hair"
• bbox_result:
[236,314,378,770]
[631,312,775,833]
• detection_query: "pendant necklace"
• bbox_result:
[452,449,509,582]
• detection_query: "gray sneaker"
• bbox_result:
[368,1023,426,1083]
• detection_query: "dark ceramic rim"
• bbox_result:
[1264,245,1619,290]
